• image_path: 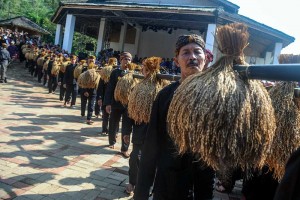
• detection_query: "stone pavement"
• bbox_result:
[0,62,244,200]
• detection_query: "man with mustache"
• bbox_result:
[134,34,215,200]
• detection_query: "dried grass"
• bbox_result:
[51,61,60,76]
[77,69,101,89]
[128,74,169,124]
[73,64,84,79]
[266,54,300,180]
[100,65,113,83]
[114,71,139,106]
[167,23,276,172]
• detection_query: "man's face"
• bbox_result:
[174,43,206,79]
[120,57,131,69]
[71,58,76,64]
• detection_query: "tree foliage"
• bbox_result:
[0,0,96,55]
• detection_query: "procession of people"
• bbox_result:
[2,22,300,200]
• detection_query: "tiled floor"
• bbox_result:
[0,62,244,200]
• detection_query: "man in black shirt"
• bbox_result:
[104,52,134,158]
[134,34,215,200]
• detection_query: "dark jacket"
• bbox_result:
[134,82,192,199]
[47,60,54,76]
[103,67,126,109]
[274,147,300,200]
[63,63,77,85]
[58,71,64,83]
[134,81,214,200]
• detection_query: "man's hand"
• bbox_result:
[63,84,66,88]
[84,92,89,97]
[106,105,111,114]
[98,99,102,107]
[58,82,61,86]
[123,135,130,145]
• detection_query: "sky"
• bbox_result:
[228,0,299,54]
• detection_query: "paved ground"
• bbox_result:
[0,61,244,200]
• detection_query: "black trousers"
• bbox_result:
[129,143,143,186]
[59,84,66,101]
[65,84,78,106]
[48,76,58,93]
[108,107,133,152]
[94,97,101,116]
[101,106,109,133]
[43,70,47,86]
[37,65,43,83]
[81,92,96,120]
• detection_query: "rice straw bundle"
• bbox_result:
[60,61,70,73]
[88,62,97,69]
[43,59,50,70]
[77,68,101,89]
[167,23,276,172]
[266,54,300,180]
[36,57,44,67]
[128,57,169,124]
[114,68,139,106]
[74,64,83,79]
[51,61,60,76]
[278,54,300,64]
[100,65,113,83]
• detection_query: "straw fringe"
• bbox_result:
[128,74,169,124]
[114,71,139,106]
[77,69,101,89]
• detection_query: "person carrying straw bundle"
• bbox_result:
[166,23,276,181]
[96,57,118,135]
[125,56,170,195]
[104,52,134,158]
[78,68,101,124]
[134,34,215,200]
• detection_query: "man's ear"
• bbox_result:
[173,56,179,67]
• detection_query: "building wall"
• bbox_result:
[108,28,203,59]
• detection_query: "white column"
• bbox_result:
[265,52,273,64]
[54,24,63,45]
[205,24,216,66]
[119,22,128,52]
[96,18,106,54]
[205,24,216,53]
[273,42,283,64]
[62,14,76,53]
[134,27,141,57]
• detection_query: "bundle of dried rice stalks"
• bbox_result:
[128,57,170,123]
[266,55,300,180]
[36,56,45,67]
[167,23,276,172]
[43,59,50,70]
[278,54,300,64]
[60,61,70,73]
[51,61,60,76]
[77,69,101,89]
[114,65,140,106]
[100,65,113,83]
[74,64,84,79]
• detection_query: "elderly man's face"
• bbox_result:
[174,43,206,79]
